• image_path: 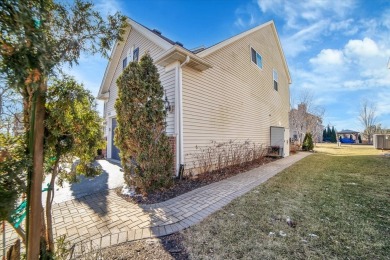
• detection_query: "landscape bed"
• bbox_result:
[116,156,277,204]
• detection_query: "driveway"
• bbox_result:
[42,159,124,204]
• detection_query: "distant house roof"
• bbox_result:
[337,129,359,134]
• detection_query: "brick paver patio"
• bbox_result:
[1,152,310,257]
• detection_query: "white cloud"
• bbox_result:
[306,36,390,92]
[343,80,365,89]
[257,0,282,13]
[310,49,345,65]
[234,17,245,28]
[256,0,356,30]
[329,19,359,35]
[282,20,328,57]
[234,3,261,29]
[94,0,121,16]
[381,9,390,29]
[344,37,380,57]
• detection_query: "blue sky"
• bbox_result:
[66,0,390,132]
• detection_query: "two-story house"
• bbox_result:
[98,18,291,175]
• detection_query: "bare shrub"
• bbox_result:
[186,140,266,175]
[290,144,299,154]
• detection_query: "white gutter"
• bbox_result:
[177,55,190,176]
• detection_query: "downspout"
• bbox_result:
[177,56,190,177]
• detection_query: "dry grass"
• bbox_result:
[79,145,389,259]
[314,143,384,156]
[181,146,390,259]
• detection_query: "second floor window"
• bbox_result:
[251,47,263,69]
[273,69,278,91]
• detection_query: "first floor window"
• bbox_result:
[251,47,263,69]
[273,69,278,91]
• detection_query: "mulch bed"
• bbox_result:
[116,156,278,205]
[80,233,189,260]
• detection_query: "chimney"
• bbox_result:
[152,29,162,35]
[298,103,307,112]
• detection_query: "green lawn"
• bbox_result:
[181,144,390,259]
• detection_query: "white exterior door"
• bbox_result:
[270,126,284,156]
[270,126,290,157]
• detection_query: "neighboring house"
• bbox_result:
[98,18,291,175]
[289,103,323,144]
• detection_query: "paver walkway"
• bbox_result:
[2,152,310,257]
[42,159,124,204]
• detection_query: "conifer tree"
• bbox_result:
[331,126,337,143]
[302,132,314,151]
[323,129,327,142]
[327,125,332,141]
[115,53,173,194]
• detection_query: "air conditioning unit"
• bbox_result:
[373,134,390,150]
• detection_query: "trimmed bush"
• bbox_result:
[302,133,314,151]
[115,53,174,195]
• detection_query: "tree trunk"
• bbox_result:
[45,159,59,253]
[40,204,47,254]
[27,82,46,260]
[6,239,20,260]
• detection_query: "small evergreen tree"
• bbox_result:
[331,126,337,143]
[302,132,314,151]
[115,53,173,195]
[358,134,362,143]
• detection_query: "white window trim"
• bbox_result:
[273,68,278,91]
[128,46,134,61]
[250,46,263,70]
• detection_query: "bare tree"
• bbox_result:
[0,80,22,135]
[289,90,325,145]
[374,124,390,134]
[359,100,377,144]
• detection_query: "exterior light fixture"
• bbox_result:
[163,90,172,113]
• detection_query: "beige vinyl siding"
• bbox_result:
[105,28,176,134]
[182,24,289,164]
